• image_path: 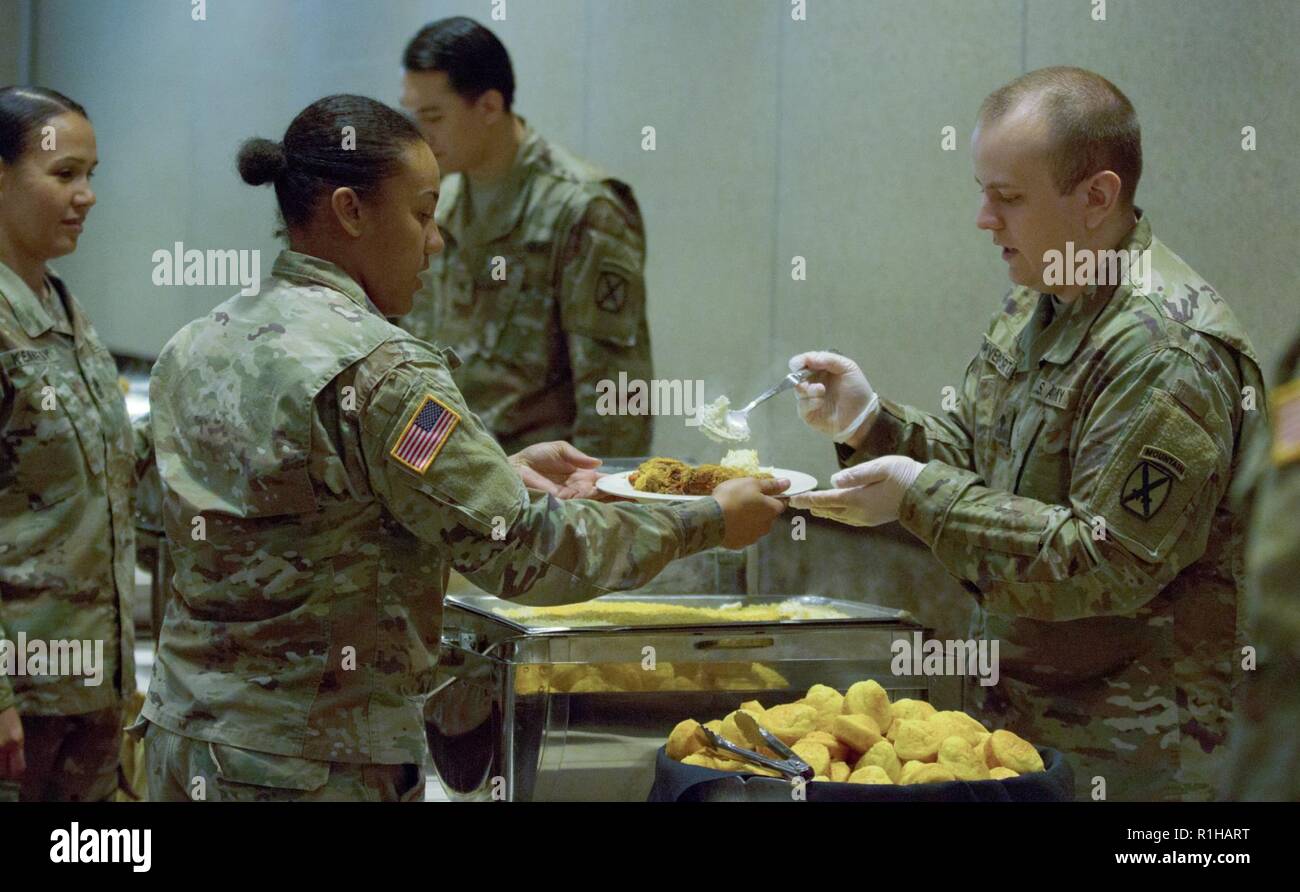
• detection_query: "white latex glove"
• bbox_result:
[787,455,925,527]
[788,351,879,442]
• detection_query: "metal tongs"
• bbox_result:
[697,711,815,781]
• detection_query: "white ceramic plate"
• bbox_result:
[595,468,818,502]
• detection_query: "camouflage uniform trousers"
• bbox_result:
[0,703,123,802]
[971,659,1229,802]
[140,721,425,802]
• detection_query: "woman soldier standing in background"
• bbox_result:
[0,87,148,801]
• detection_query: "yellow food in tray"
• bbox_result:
[513,660,790,695]
[629,457,773,495]
[496,597,847,628]
[664,680,1048,786]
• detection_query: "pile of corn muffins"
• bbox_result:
[666,680,1045,784]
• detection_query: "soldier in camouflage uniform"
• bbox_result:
[1221,330,1300,801]
[790,68,1265,801]
[1,88,146,801]
[134,95,786,802]
[398,17,652,457]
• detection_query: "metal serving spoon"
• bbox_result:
[701,367,815,444]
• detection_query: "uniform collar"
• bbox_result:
[439,116,543,246]
[1037,209,1152,366]
[0,258,61,339]
[271,250,385,317]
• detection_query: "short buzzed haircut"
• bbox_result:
[979,66,1142,207]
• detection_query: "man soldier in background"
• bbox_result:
[398,17,653,457]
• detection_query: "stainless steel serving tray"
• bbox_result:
[427,594,938,801]
[445,592,915,635]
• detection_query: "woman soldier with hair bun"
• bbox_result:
[0,86,148,801]
[136,94,788,801]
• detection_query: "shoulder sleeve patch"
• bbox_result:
[559,201,644,347]
[389,393,461,475]
[1088,388,1221,559]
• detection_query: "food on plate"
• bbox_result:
[720,449,766,474]
[629,456,773,495]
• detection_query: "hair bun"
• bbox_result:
[237,137,287,186]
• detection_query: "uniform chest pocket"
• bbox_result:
[3,363,87,510]
[47,366,109,478]
[426,253,513,360]
[483,247,554,368]
[489,287,557,378]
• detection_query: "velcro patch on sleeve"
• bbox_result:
[389,393,460,475]
[562,229,642,347]
[1090,389,1218,559]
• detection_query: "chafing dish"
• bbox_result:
[426,593,943,801]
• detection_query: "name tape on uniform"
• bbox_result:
[390,394,460,475]
[0,347,51,372]
[980,336,1018,380]
[1030,378,1075,410]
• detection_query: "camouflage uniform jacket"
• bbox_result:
[143,250,722,765]
[0,261,139,715]
[838,214,1266,800]
[397,120,653,457]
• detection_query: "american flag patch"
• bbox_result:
[1272,379,1300,467]
[389,394,460,474]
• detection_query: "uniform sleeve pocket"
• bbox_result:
[208,741,331,792]
[560,229,642,347]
